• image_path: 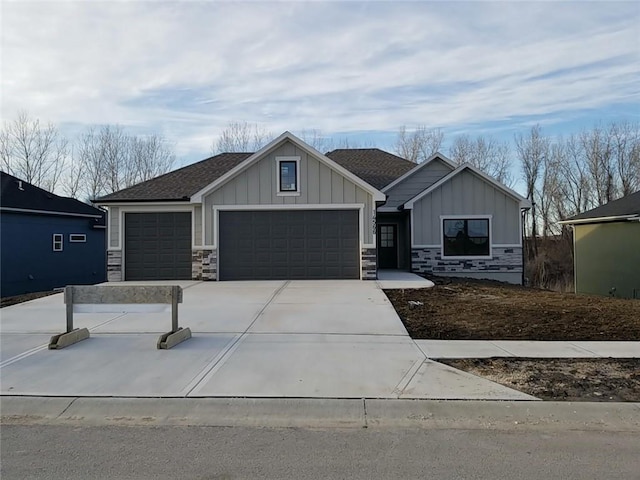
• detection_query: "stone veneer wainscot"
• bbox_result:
[411,247,523,275]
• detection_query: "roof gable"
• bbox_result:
[381,152,456,193]
[403,163,531,210]
[1,171,104,218]
[561,190,640,224]
[191,132,386,202]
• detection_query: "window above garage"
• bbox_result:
[276,156,300,196]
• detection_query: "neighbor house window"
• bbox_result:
[53,234,63,252]
[69,234,87,243]
[442,217,490,257]
[277,156,300,195]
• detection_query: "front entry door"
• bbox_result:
[378,224,398,269]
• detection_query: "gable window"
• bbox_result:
[69,234,87,243]
[442,217,490,257]
[53,234,63,252]
[276,156,300,196]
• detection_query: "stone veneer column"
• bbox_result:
[192,249,217,280]
[107,250,123,282]
[361,247,377,280]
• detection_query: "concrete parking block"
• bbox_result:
[189,334,426,398]
[48,327,90,350]
[248,303,408,335]
[415,340,513,358]
[399,360,538,400]
[0,333,237,397]
[157,327,192,349]
[491,341,598,358]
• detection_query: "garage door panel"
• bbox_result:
[219,210,359,280]
[124,212,191,280]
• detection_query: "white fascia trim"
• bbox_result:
[440,214,493,260]
[403,164,531,210]
[381,152,456,193]
[0,206,102,219]
[212,203,366,249]
[275,156,301,197]
[558,214,639,225]
[191,131,386,203]
[494,243,523,248]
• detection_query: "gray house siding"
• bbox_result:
[411,169,523,284]
[202,140,375,246]
[109,206,119,248]
[383,158,454,210]
[412,169,521,245]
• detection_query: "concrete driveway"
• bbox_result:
[0,279,534,400]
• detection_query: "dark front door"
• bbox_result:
[378,224,398,269]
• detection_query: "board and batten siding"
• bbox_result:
[384,158,453,210]
[412,169,521,245]
[193,205,203,246]
[109,206,119,248]
[202,140,375,245]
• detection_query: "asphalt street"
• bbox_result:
[2,424,639,480]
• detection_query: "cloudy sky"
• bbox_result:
[2,0,639,166]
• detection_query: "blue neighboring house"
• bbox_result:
[1,171,107,297]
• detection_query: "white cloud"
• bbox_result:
[1,0,638,160]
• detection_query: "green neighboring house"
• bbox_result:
[561,191,640,299]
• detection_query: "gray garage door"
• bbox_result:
[219,210,360,280]
[124,212,192,280]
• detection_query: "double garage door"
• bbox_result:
[124,210,360,281]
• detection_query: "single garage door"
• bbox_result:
[219,210,360,280]
[124,212,192,280]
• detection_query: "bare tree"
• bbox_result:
[67,125,175,201]
[212,121,273,153]
[394,125,444,163]
[449,134,513,186]
[516,125,549,253]
[581,124,615,206]
[610,120,640,196]
[0,112,68,192]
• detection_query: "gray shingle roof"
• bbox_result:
[325,148,416,190]
[1,171,104,218]
[95,148,416,202]
[565,190,640,222]
[95,153,253,202]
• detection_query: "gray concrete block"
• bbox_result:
[48,328,90,350]
[157,327,192,349]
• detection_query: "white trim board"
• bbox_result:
[275,156,301,197]
[0,206,102,219]
[190,131,386,203]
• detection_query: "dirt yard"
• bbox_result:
[384,277,640,401]
[384,278,640,341]
[441,358,640,402]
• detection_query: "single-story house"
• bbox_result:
[560,190,640,299]
[94,132,530,283]
[0,171,107,297]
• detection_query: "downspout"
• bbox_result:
[521,207,530,286]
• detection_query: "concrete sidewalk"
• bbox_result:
[416,340,640,359]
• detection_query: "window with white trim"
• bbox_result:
[53,234,63,252]
[442,218,490,257]
[69,234,87,243]
[276,156,300,195]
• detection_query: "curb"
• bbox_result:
[2,396,639,431]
